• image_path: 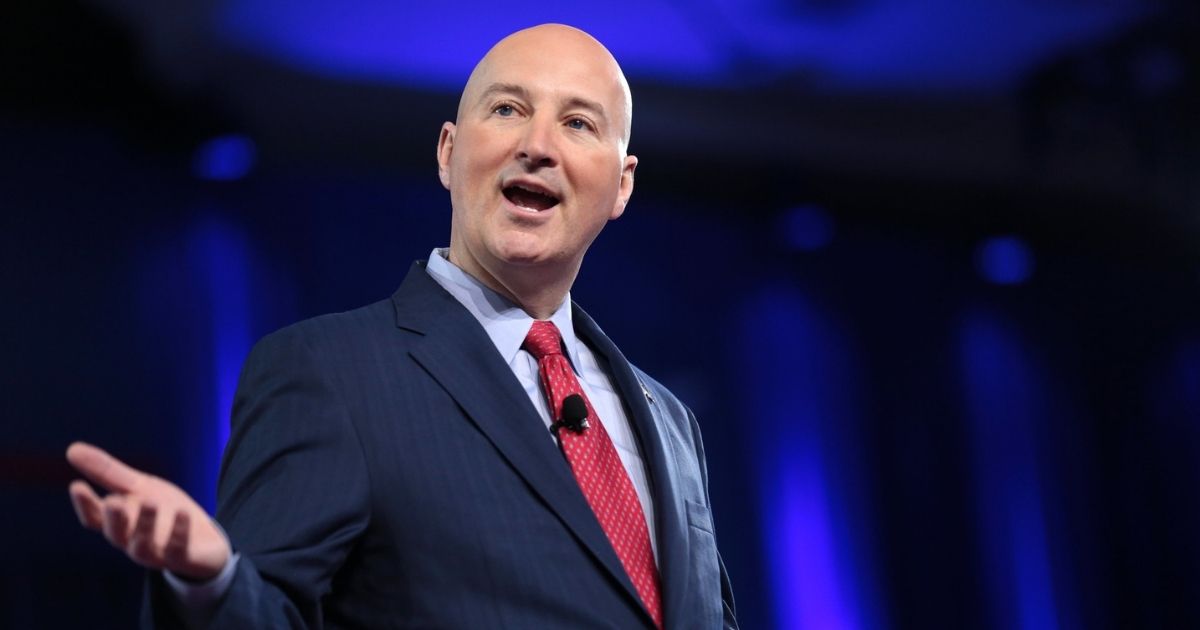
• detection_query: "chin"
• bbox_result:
[489,235,558,267]
[494,250,556,268]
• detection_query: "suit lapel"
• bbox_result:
[390,263,648,619]
[572,305,690,630]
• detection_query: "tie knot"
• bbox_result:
[523,320,564,360]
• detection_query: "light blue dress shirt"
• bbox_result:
[167,248,658,615]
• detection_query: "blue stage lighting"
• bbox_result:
[192,135,257,182]
[959,309,1062,630]
[212,1,1147,92]
[187,216,253,509]
[781,205,835,252]
[738,288,884,630]
[976,236,1034,285]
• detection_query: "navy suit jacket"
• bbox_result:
[146,260,737,629]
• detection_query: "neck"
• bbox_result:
[447,247,578,320]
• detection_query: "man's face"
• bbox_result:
[438,25,636,294]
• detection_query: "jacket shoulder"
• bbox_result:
[252,298,397,356]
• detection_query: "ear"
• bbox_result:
[610,154,637,220]
[437,122,456,191]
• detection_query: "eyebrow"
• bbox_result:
[476,82,529,106]
[476,82,610,126]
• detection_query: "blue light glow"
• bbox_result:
[976,236,1034,285]
[1151,336,1200,424]
[1179,340,1200,412]
[186,216,254,510]
[959,309,1060,630]
[217,2,722,86]
[212,0,1147,92]
[739,287,884,630]
[193,135,257,182]
[781,205,835,252]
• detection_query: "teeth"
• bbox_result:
[504,183,559,212]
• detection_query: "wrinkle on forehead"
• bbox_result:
[455,24,633,148]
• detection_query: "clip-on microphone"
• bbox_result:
[551,394,590,435]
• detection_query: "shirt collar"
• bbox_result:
[425,248,582,372]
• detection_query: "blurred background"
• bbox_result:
[4,1,1198,628]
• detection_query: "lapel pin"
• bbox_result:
[640,382,655,404]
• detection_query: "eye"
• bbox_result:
[566,117,593,131]
[493,104,516,117]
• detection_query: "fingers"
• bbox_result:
[163,510,191,569]
[93,499,194,572]
[66,441,144,493]
[100,498,175,571]
[101,495,133,549]
[68,480,104,530]
[127,502,159,565]
[70,474,154,566]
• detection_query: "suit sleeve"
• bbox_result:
[144,324,372,629]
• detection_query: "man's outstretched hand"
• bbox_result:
[66,442,230,581]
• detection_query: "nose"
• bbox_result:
[515,114,558,169]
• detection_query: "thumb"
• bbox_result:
[66,442,144,493]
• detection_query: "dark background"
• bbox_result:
[3,1,1198,628]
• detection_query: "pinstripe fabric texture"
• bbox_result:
[524,320,663,628]
[142,261,736,629]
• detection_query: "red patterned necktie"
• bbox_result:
[523,320,663,628]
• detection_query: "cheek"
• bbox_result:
[573,154,622,195]
[579,168,623,215]
[452,165,490,211]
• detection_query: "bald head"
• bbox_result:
[457,24,633,150]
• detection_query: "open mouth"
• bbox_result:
[503,184,560,211]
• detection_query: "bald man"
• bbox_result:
[68,24,737,629]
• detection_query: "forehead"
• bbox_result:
[466,31,628,116]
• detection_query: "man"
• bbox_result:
[68,24,737,629]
